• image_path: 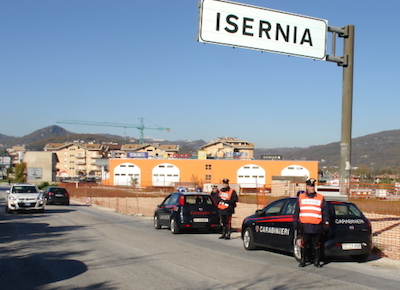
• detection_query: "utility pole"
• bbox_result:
[327,25,355,192]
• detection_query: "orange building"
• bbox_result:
[107,158,318,189]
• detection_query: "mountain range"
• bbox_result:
[1,125,399,170]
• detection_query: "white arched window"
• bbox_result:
[152,163,180,187]
[114,163,141,186]
[237,164,266,188]
[281,165,310,178]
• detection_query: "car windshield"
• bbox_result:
[331,203,363,218]
[185,195,213,205]
[12,186,38,193]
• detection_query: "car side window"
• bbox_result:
[282,199,296,215]
[168,194,180,205]
[348,204,362,217]
[264,200,286,215]
[161,195,172,206]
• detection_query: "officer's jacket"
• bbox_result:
[217,187,238,215]
[298,193,324,225]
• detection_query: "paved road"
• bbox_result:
[1,184,400,290]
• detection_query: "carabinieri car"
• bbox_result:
[154,191,220,234]
[241,197,372,262]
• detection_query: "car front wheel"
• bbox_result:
[293,233,302,262]
[170,218,180,234]
[243,227,257,250]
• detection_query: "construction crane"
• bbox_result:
[56,118,170,144]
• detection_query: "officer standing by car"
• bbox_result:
[210,185,219,203]
[217,179,238,240]
[293,178,330,268]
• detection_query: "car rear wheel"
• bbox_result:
[170,218,180,234]
[243,228,257,250]
[154,214,161,229]
[293,233,302,262]
[350,254,369,262]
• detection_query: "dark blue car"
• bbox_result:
[241,197,372,262]
[43,186,70,205]
[154,191,220,234]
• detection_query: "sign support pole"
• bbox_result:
[327,25,355,192]
[327,25,354,193]
[339,25,355,192]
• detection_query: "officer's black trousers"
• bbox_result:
[302,233,322,249]
[220,215,232,229]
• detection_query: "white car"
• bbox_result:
[5,183,45,213]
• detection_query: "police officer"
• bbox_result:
[217,179,238,240]
[293,178,330,267]
[210,185,219,203]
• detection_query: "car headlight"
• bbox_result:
[9,195,17,201]
[38,194,44,200]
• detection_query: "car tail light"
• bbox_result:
[179,196,185,206]
[65,191,69,196]
[48,192,55,196]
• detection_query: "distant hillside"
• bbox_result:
[0,126,129,150]
[256,129,400,168]
[0,133,14,142]
[0,125,206,153]
[2,126,400,169]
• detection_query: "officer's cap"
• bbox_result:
[306,178,316,187]
[222,178,229,184]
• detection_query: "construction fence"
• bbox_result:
[62,182,400,260]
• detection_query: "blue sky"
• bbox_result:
[1,0,399,148]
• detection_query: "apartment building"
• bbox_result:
[44,142,180,178]
[44,142,106,178]
[200,137,255,159]
[6,145,26,165]
[121,143,179,158]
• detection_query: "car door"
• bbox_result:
[157,194,172,227]
[272,198,297,252]
[252,199,288,248]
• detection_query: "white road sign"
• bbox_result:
[198,0,328,60]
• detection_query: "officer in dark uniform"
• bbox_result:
[293,178,330,267]
[217,179,238,240]
[210,185,219,203]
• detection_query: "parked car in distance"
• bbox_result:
[5,183,45,213]
[154,191,220,234]
[241,197,372,262]
[43,186,70,205]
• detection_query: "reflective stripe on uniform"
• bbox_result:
[298,193,324,224]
